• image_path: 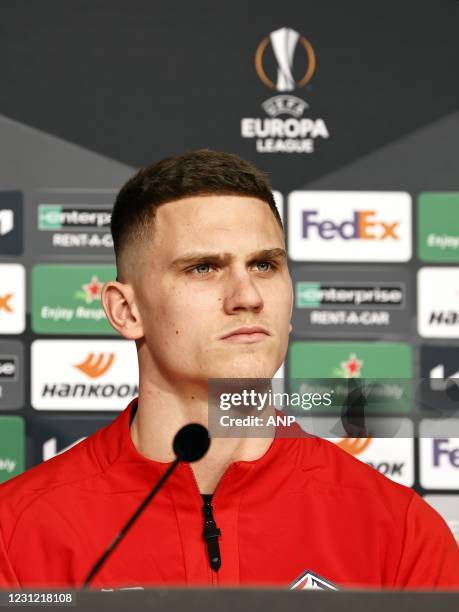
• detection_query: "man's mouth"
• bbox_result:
[219,326,271,343]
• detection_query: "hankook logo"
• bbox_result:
[327,418,414,486]
[255,27,316,92]
[32,340,139,411]
[74,353,115,379]
[336,436,372,455]
[418,268,459,337]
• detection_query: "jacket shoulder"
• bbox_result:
[296,433,415,510]
[0,427,106,540]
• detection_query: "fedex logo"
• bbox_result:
[302,210,399,241]
[433,439,459,468]
[288,191,412,262]
[420,421,459,489]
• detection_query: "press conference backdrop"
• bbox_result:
[0,0,458,545]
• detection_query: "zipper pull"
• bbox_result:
[202,497,222,572]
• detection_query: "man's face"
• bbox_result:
[130,195,293,383]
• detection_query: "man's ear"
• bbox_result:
[289,322,293,333]
[102,280,144,340]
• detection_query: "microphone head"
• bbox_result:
[173,423,210,463]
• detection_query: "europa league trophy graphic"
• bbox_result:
[269,27,300,92]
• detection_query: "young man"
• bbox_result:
[0,150,458,590]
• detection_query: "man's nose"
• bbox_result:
[222,270,264,314]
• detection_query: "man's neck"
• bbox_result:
[129,392,274,494]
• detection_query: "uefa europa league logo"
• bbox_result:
[255,27,316,91]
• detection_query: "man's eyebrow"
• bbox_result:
[169,248,287,269]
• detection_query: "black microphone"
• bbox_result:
[83,423,210,588]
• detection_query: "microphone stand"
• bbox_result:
[82,421,209,588]
[83,458,180,588]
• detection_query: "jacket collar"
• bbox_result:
[92,397,314,495]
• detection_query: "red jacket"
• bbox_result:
[0,398,458,590]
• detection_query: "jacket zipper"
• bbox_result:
[202,496,222,581]
[186,463,230,585]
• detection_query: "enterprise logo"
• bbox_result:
[0,357,17,380]
[39,205,111,231]
[296,283,404,308]
[291,268,410,337]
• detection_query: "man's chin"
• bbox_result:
[206,363,277,381]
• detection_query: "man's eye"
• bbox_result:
[190,263,213,275]
[188,261,276,275]
[255,261,275,272]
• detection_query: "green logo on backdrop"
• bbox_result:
[289,341,412,414]
[296,283,321,307]
[418,193,459,262]
[32,265,116,334]
[39,205,64,229]
[0,416,24,483]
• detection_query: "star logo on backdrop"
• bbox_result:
[334,353,363,378]
[75,276,103,304]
